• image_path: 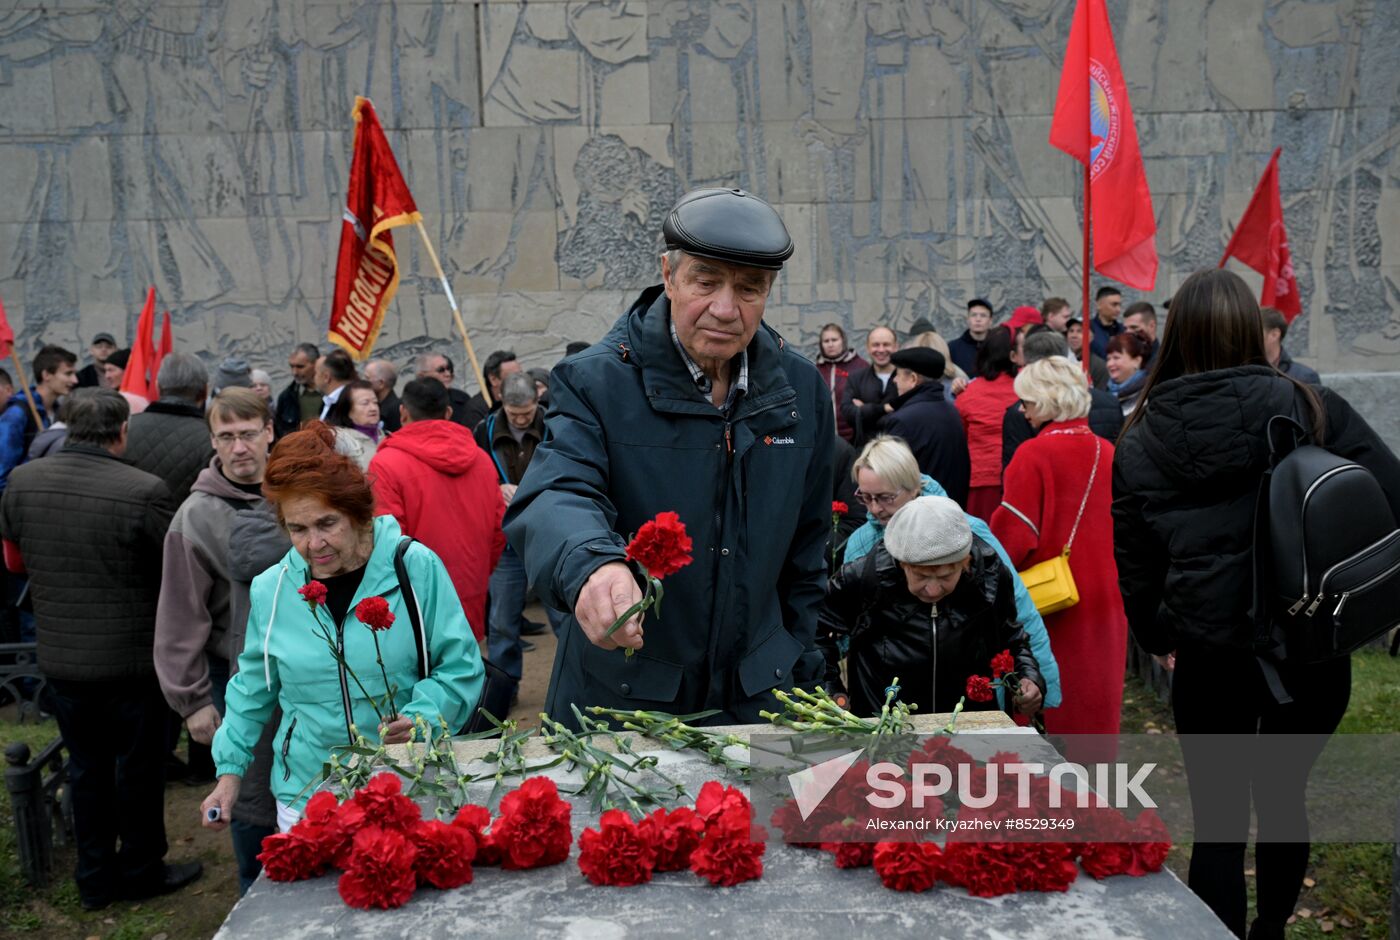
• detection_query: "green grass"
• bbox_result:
[1120,645,1400,939]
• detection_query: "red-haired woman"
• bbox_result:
[200,423,483,832]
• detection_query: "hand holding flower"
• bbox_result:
[604,513,694,658]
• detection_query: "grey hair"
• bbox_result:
[65,388,130,446]
[415,352,446,374]
[250,368,272,387]
[662,249,777,290]
[500,371,537,407]
[1021,330,1071,366]
[157,353,208,402]
[364,359,398,389]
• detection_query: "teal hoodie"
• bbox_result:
[213,515,484,810]
[843,475,1062,710]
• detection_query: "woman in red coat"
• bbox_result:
[815,323,868,443]
[990,356,1126,735]
[955,327,1018,519]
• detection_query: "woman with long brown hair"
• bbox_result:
[1113,268,1400,939]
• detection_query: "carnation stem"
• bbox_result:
[371,630,398,720]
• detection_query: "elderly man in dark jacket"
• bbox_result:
[879,346,970,505]
[1002,330,1122,466]
[126,353,214,507]
[0,389,201,909]
[505,188,833,728]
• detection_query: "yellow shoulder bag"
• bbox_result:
[1014,436,1100,615]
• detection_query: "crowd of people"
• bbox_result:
[0,185,1393,940]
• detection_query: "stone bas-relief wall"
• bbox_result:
[2,0,1398,390]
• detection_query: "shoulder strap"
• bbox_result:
[1250,448,1294,704]
[1064,436,1101,554]
[394,537,430,679]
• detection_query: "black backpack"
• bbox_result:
[1252,414,1400,673]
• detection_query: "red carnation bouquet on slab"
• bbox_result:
[605,511,694,656]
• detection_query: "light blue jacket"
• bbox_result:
[843,475,1063,709]
[213,515,484,809]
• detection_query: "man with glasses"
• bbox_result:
[416,352,475,431]
[155,389,288,894]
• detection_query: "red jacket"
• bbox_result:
[990,418,1127,735]
[369,420,505,643]
[955,373,1019,488]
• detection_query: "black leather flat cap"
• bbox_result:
[890,347,945,381]
[662,188,793,270]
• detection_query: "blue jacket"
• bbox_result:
[212,515,484,810]
[843,474,1062,709]
[505,284,834,727]
[0,390,49,492]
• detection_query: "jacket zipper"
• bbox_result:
[334,619,355,742]
[280,716,298,781]
[1328,555,1400,619]
[1288,465,1364,615]
[929,602,938,712]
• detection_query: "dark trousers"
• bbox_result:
[1172,646,1351,939]
[47,676,170,904]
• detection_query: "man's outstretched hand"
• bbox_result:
[575,561,645,651]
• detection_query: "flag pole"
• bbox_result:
[1081,162,1092,379]
[413,220,489,406]
[8,352,45,431]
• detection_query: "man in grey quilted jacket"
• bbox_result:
[126,353,213,507]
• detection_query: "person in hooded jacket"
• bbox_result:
[202,422,483,833]
[1113,268,1400,940]
[370,379,505,646]
[819,495,1045,717]
[814,323,867,443]
[878,346,969,505]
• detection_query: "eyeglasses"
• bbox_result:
[213,430,266,446]
[854,489,904,507]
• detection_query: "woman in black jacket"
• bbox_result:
[1113,269,1400,940]
[818,495,1044,717]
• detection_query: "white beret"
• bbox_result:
[884,495,973,566]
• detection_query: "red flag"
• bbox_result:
[150,311,173,397]
[120,287,156,400]
[0,295,13,361]
[1219,148,1301,320]
[328,97,421,361]
[1049,0,1158,290]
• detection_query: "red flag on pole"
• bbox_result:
[0,295,13,360]
[1049,0,1158,290]
[1219,147,1301,321]
[328,97,421,361]
[150,311,173,398]
[120,287,157,401]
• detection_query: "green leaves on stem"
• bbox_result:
[602,573,665,658]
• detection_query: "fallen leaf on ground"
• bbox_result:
[1303,877,1316,888]
[1298,908,1312,919]
[1319,920,1334,933]
[1244,868,1255,876]
[153,933,169,940]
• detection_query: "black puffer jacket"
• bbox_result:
[0,445,173,680]
[126,398,213,507]
[1112,365,1400,654]
[818,536,1044,716]
[1001,388,1124,468]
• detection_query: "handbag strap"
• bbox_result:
[393,537,430,679]
[1064,436,1101,555]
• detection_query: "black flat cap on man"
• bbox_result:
[908,317,936,338]
[662,188,794,271]
[890,346,945,381]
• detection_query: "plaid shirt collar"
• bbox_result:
[670,315,749,413]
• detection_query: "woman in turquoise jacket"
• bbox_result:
[201,424,483,831]
[842,435,1062,711]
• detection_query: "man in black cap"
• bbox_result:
[505,188,833,729]
[77,333,117,388]
[880,347,970,505]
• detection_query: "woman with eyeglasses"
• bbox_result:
[832,435,1061,712]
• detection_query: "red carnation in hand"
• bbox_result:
[257,830,327,881]
[355,595,396,632]
[640,806,706,872]
[625,511,693,580]
[298,580,328,610]
[689,803,765,886]
[346,773,421,834]
[989,649,1015,678]
[966,674,995,703]
[832,500,849,515]
[412,819,477,889]
[451,804,502,866]
[337,826,419,909]
[491,777,573,870]
[872,842,941,892]
[578,809,657,886]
